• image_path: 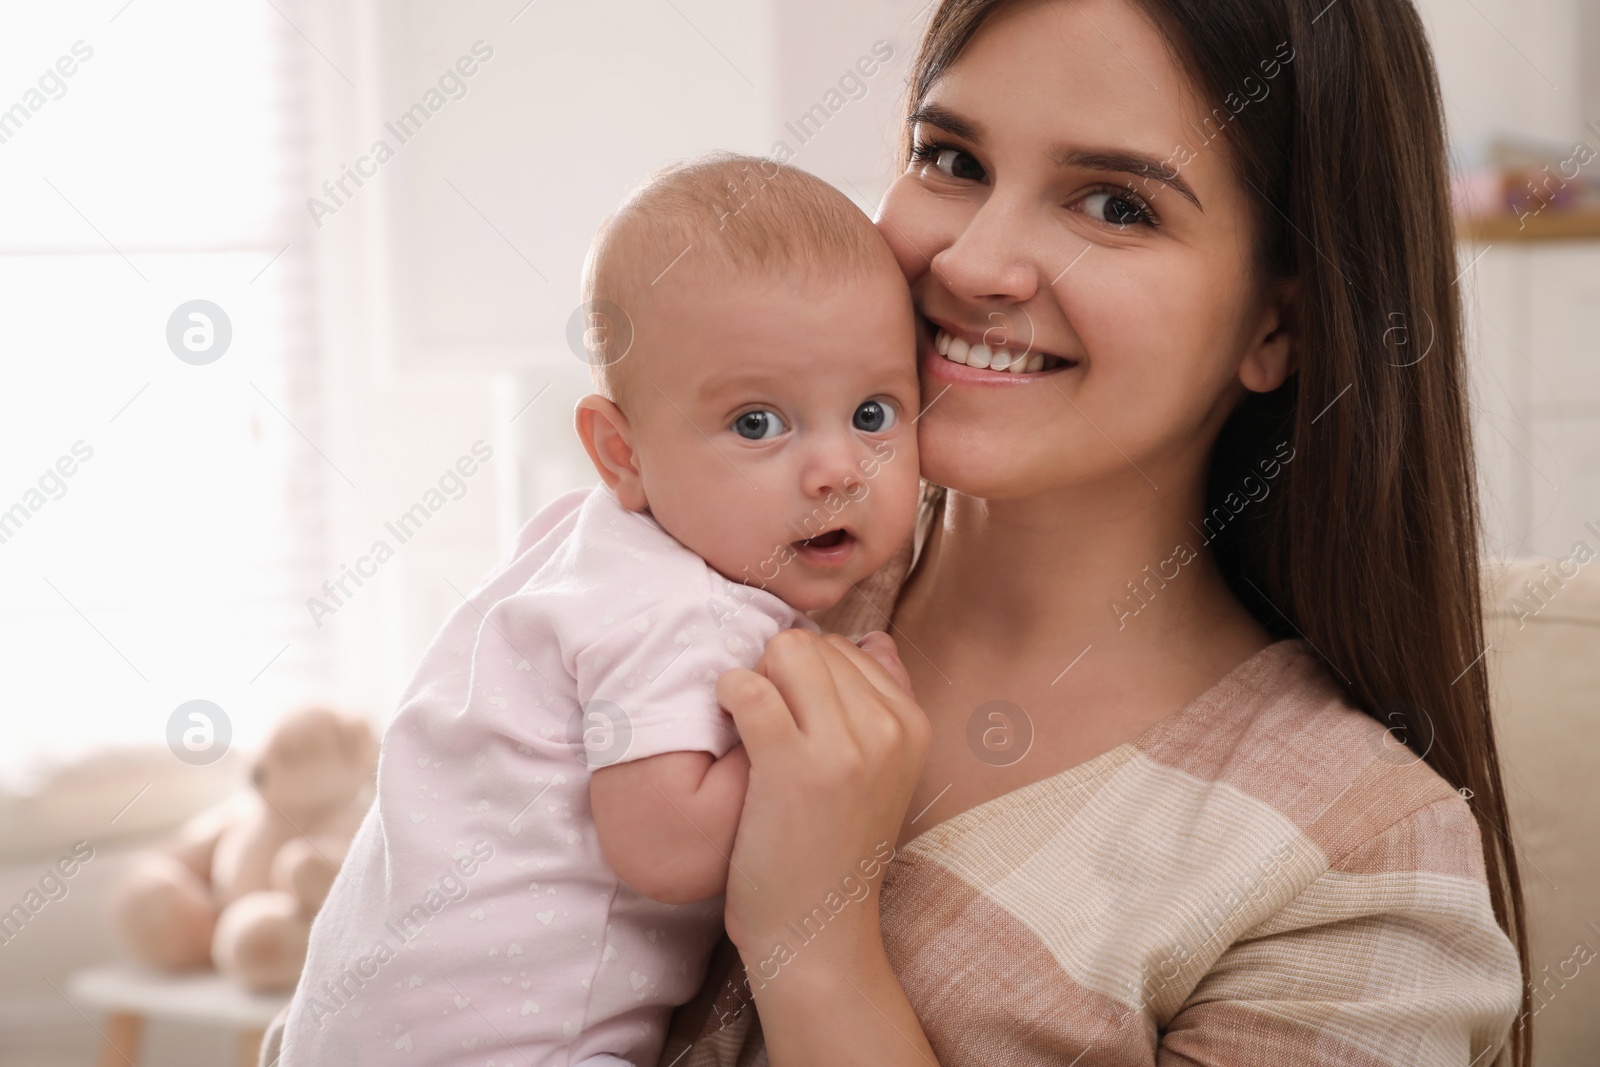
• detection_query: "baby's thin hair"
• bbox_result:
[580,152,891,411]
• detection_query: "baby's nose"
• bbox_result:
[800,440,863,500]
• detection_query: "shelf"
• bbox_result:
[1456,212,1600,243]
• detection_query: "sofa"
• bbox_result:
[1483,558,1600,1064]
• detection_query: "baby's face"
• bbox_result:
[624,261,921,613]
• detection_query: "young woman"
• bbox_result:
[659,0,1532,1064]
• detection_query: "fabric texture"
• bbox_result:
[278,483,817,1067]
[656,482,1523,1067]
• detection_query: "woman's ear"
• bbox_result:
[1238,276,1299,393]
[573,395,648,512]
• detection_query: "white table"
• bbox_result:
[66,964,289,1067]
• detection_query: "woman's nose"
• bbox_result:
[928,193,1040,306]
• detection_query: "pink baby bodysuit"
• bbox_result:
[280,483,818,1067]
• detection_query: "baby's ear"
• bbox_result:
[573,394,648,510]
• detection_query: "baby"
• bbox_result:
[278,153,922,1066]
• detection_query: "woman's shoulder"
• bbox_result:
[1135,636,1486,876]
[1131,641,1522,1064]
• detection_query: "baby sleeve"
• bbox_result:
[570,576,812,769]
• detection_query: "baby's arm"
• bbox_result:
[589,743,750,905]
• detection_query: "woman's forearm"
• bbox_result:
[740,912,940,1067]
[713,630,934,1064]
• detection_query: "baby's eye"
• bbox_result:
[732,409,787,440]
[852,399,897,434]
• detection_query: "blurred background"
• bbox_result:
[0,0,1595,1063]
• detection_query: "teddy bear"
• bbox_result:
[110,706,377,993]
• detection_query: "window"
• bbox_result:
[0,1,320,786]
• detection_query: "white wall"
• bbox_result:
[1416,0,1600,559]
[1418,0,1587,156]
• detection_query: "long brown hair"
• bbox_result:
[903,1,1533,1062]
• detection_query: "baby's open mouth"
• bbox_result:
[789,526,856,568]
[795,528,849,549]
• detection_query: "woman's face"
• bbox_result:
[879,0,1293,502]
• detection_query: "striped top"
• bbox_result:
[659,501,1524,1067]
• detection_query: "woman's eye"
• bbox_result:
[914,141,986,182]
[1079,189,1155,229]
[852,399,897,433]
[732,409,786,440]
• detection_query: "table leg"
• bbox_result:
[239,1027,266,1067]
[97,1012,142,1067]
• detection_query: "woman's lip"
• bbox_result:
[920,328,1074,386]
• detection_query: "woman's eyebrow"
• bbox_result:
[907,103,981,143]
[1051,146,1204,212]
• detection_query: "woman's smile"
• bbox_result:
[919,313,1077,387]
[926,313,1075,373]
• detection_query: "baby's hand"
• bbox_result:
[851,631,913,695]
[589,746,750,905]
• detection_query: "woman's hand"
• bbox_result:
[714,628,927,971]
[712,629,940,1066]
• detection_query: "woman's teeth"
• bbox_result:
[933,328,1058,373]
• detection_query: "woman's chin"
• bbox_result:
[915,425,1049,501]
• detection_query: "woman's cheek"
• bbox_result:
[1063,281,1194,439]
[878,179,959,282]
[875,181,922,278]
